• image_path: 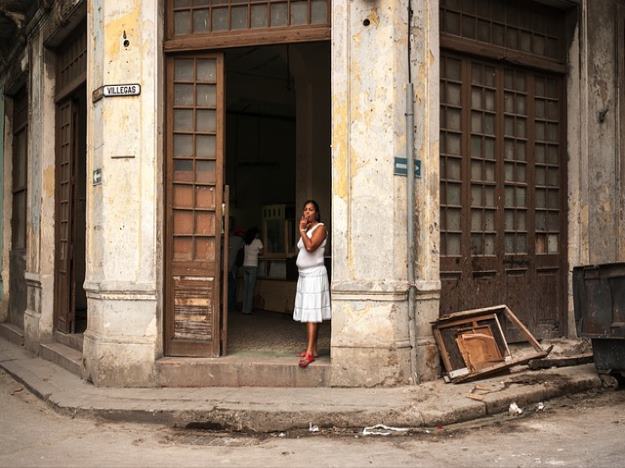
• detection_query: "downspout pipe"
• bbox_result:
[406,83,418,384]
[406,0,418,385]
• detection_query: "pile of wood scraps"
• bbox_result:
[432,305,552,383]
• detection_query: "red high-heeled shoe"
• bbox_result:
[298,352,315,368]
[297,351,318,358]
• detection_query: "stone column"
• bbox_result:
[330,0,413,386]
[410,0,441,382]
[23,28,57,352]
[83,0,162,386]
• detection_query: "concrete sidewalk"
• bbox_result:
[0,336,602,432]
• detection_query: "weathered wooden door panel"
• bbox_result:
[165,53,225,357]
[9,88,28,329]
[439,53,566,340]
[54,99,75,333]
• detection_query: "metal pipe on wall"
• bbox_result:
[406,82,418,384]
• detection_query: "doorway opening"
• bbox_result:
[54,84,87,335]
[224,42,331,357]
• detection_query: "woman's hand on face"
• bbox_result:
[299,215,308,231]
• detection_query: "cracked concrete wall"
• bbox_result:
[82,0,163,386]
[567,0,625,336]
[331,0,415,386]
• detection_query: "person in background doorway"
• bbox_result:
[228,225,245,313]
[294,200,331,368]
[242,227,263,315]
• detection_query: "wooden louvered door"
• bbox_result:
[439,53,567,340]
[54,99,75,333]
[165,53,225,357]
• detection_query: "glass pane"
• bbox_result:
[174,11,191,35]
[516,141,526,161]
[505,163,514,182]
[516,119,526,137]
[484,138,495,159]
[471,210,482,231]
[173,238,193,260]
[291,1,308,25]
[174,159,194,182]
[471,185,482,206]
[535,144,545,163]
[195,212,215,235]
[485,211,495,231]
[175,84,194,105]
[197,60,216,82]
[196,135,216,158]
[447,183,461,205]
[447,83,461,106]
[271,3,288,27]
[174,211,194,235]
[536,167,546,185]
[196,186,215,209]
[547,234,559,254]
[447,134,461,155]
[447,109,461,131]
[517,164,526,182]
[535,100,545,118]
[471,136,481,157]
[516,95,526,115]
[504,93,514,113]
[212,7,228,31]
[505,211,514,230]
[232,6,248,29]
[472,88,481,109]
[444,11,461,34]
[505,234,514,253]
[447,208,461,231]
[547,145,559,164]
[196,160,216,183]
[536,234,546,254]
[548,190,559,209]
[484,235,495,255]
[447,234,461,255]
[195,238,216,261]
[174,60,194,81]
[484,187,495,207]
[471,234,482,254]
[516,187,526,207]
[193,9,209,32]
[196,84,216,107]
[447,159,461,180]
[175,0,191,6]
[536,211,546,231]
[471,161,481,181]
[174,134,193,156]
[471,112,482,133]
[173,185,193,207]
[251,4,269,28]
[505,187,514,207]
[536,189,546,208]
[484,114,495,135]
[446,59,461,81]
[536,122,545,140]
[485,90,495,111]
[174,109,193,131]
[311,0,327,24]
[196,109,216,133]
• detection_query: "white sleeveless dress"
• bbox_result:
[293,223,331,323]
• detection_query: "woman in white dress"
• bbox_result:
[294,200,331,368]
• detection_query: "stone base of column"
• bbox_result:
[329,291,412,387]
[414,283,442,382]
[82,291,158,387]
[330,345,412,387]
[23,275,43,353]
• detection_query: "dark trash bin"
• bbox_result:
[573,262,625,378]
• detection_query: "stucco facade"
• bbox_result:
[1,0,624,388]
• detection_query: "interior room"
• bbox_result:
[224,42,331,356]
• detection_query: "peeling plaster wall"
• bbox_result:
[331,0,414,386]
[0,90,6,320]
[82,0,163,386]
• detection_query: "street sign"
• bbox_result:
[92,84,141,102]
[394,157,421,178]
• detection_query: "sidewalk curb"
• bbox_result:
[0,337,603,433]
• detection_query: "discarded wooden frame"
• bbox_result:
[432,305,552,383]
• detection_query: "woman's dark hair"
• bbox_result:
[303,200,321,222]
[244,227,259,245]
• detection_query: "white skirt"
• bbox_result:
[293,265,331,323]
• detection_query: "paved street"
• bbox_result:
[1,369,624,467]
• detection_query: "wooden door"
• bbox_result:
[165,53,225,357]
[9,88,28,329]
[439,53,567,340]
[54,99,75,333]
